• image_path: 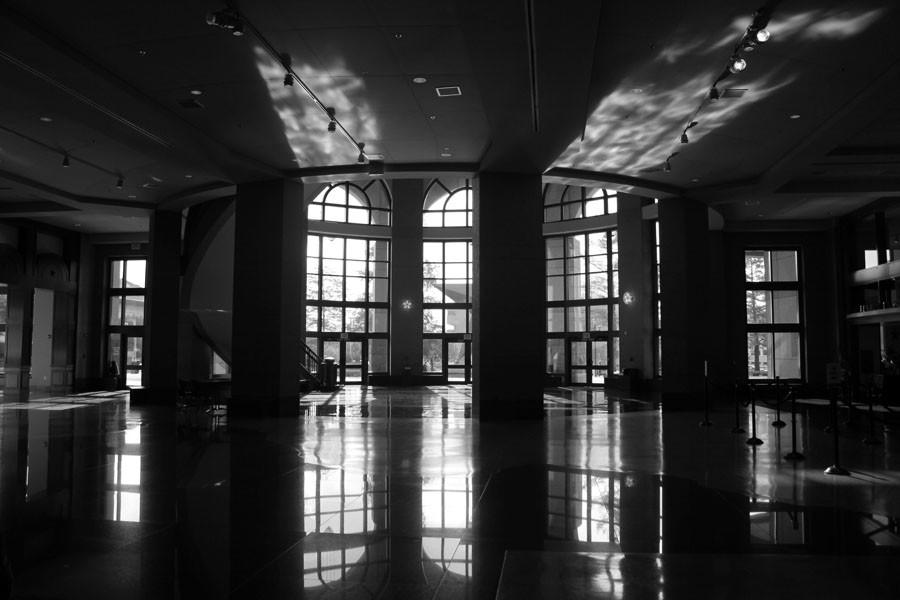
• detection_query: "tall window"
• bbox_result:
[307,181,391,226]
[423,241,472,382]
[107,258,146,387]
[543,184,618,223]
[0,284,7,381]
[745,250,802,379]
[306,235,390,383]
[546,231,619,385]
[651,220,662,377]
[423,179,472,228]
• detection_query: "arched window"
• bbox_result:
[308,181,391,226]
[423,179,472,227]
[543,184,617,223]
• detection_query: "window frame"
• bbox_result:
[744,248,804,381]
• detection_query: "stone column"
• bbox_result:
[231,179,304,416]
[658,198,710,405]
[389,179,425,383]
[141,209,182,403]
[616,193,653,383]
[472,172,544,420]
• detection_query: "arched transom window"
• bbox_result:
[543,184,617,223]
[423,179,472,228]
[308,181,391,226]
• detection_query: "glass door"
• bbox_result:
[446,340,470,382]
[569,338,608,386]
[320,337,367,384]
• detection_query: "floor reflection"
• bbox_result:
[0,386,898,599]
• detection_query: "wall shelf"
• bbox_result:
[846,306,900,324]
[851,259,900,286]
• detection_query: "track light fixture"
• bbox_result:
[280,53,293,86]
[116,176,124,189]
[728,57,747,74]
[62,154,70,167]
[709,87,720,101]
[207,7,369,166]
[681,121,698,144]
[206,8,243,36]
[663,152,679,173]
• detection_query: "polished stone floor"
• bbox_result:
[0,386,898,599]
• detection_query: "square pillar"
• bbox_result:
[658,198,710,405]
[389,179,425,382]
[231,179,304,416]
[473,172,544,420]
[141,209,182,404]
[616,193,654,383]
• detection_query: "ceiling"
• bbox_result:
[1,0,899,234]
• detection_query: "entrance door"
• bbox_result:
[108,333,143,388]
[446,340,471,382]
[569,338,608,386]
[320,337,367,384]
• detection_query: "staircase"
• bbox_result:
[300,341,323,391]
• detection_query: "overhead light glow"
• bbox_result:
[729,57,747,73]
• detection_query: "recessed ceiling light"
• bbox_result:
[630,88,644,94]
[429,115,436,120]
[39,116,53,122]
[393,32,403,39]
[128,194,136,199]
[138,49,148,56]
[190,89,203,96]
[789,114,801,119]
[412,76,427,84]
[440,152,452,158]
[73,223,81,228]
[691,177,700,183]
[185,174,193,179]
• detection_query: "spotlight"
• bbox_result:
[729,57,747,74]
[755,29,770,43]
[357,142,366,163]
[709,87,720,101]
[681,133,689,144]
[283,72,293,86]
[62,154,70,168]
[206,8,243,36]
[116,176,124,189]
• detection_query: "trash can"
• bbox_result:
[623,368,641,396]
[320,357,338,390]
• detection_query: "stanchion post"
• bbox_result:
[772,375,786,428]
[699,360,712,427]
[784,385,804,461]
[747,382,763,446]
[825,386,850,475]
[732,382,745,434]
[863,385,881,446]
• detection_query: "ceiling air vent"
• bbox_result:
[435,85,462,97]
[178,97,205,109]
[722,88,747,99]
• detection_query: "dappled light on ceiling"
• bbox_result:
[552,6,885,177]
[254,47,379,167]
[552,71,794,175]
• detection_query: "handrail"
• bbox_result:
[300,341,322,388]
